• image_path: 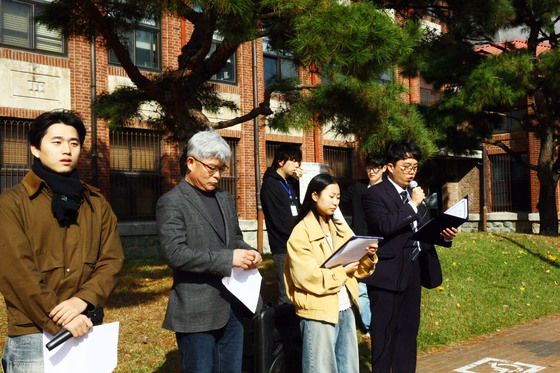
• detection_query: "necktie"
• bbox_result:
[400,191,408,204]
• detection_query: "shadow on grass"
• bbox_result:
[154,349,181,373]
[107,258,173,309]
[109,256,281,309]
[496,234,560,268]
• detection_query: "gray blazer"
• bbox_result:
[156,179,254,333]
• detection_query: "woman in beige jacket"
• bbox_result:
[284,173,378,373]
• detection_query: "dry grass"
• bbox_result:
[0,257,279,373]
[1,232,558,372]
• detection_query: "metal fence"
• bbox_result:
[0,118,32,192]
[110,129,162,221]
[219,138,238,200]
[490,153,530,212]
[323,146,353,190]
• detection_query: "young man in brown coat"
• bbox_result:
[0,110,124,373]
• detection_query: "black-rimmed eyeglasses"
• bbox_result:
[191,157,229,175]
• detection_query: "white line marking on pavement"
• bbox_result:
[454,357,546,373]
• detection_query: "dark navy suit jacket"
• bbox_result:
[362,178,447,291]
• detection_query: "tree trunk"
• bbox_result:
[536,127,559,236]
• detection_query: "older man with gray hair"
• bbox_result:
[156,130,261,373]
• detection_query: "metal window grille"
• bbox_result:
[265,141,281,168]
[490,153,530,212]
[218,138,238,200]
[0,117,32,192]
[265,141,303,168]
[110,129,162,221]
[323,146,353,191]
[420,87,441,106]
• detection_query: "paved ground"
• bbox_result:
[416,314,560,372]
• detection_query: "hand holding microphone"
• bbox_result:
[408,181,426,207]
[45,307,104,351]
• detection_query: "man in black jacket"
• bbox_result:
[260,145,302,304]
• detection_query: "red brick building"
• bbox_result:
[0,6,365,251]
[8,4,545,250]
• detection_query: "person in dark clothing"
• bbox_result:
[341,153,386,337]
[362,140,457,372]
[260,144,302,304]
[343,153,387,236]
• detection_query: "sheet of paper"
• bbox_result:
[299,162,325,201]
[222,267,262,313]
[323,236,382,268]
[43,322,119,373]
[444,196,468,219]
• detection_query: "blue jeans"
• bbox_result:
[300,308,359,373]
[176,305,244,373]
[2,333,43,373]
[358,282,371,332]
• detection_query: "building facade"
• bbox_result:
[0,4,364,253]
[6,3,547,252]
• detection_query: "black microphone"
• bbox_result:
[45,307,104,351]
[45,329,72,351]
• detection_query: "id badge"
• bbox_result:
[290,204,299,217]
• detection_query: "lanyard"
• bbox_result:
[279,180,294,201]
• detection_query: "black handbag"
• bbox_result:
[418,248,443,289]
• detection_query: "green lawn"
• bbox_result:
[0,232,558,372]
[419,232,559,351]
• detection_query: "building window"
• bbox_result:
[493,111,523,134]
[0,0,65,53]
[219,138,238,200]
[490,153,530,212]
[0,117,32,192]
[419,78,441,106]
[265,141,303,168]
[265,141,282,168]
[109,17,160,70]
[209,34,236,84]
[379,69,393,85]
[110,129,161,220]
[323,146,353,191]
[262,37,299,89]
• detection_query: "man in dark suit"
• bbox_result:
[362,140,457,373]
[156,130,262,373]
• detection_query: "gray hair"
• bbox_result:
[187,130,231,162]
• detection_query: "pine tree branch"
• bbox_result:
[83,1,151,89]
[212,89,274,129]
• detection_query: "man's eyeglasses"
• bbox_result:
[399,163,418,173]
[192,157,229,175]
[366,166,383,173]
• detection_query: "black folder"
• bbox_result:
[411,196,468,246]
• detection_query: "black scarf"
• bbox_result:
[31,159,85,227]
